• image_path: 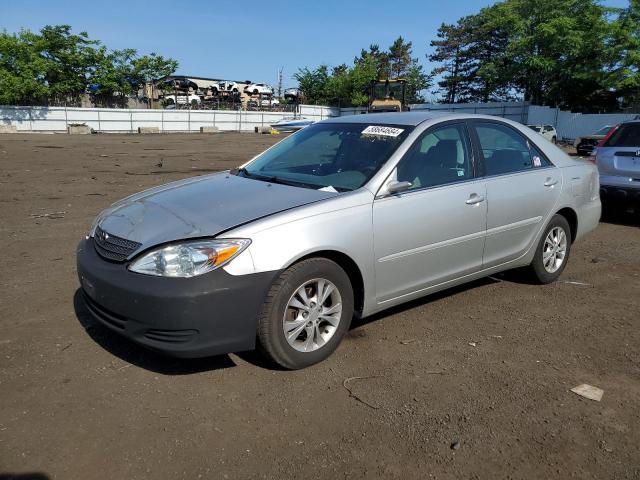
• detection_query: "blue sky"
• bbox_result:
[1,0,630,96]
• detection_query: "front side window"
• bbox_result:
[475,123,534,176]
[396,123,472,190]
[241,123,413,191]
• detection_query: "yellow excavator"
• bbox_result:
[368,79,407,113]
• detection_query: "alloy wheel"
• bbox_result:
[543,226,567,273]
[282,278,342,352]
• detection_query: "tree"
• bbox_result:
[296,37,430,107]
[609,0,640,108]
[90,48,137,99]
[0,29,49,104]
[35,25,101,103]
[429,22,469,103]
[0,25,177,106]
[388,36,413,78]
[428,0,630,111]
[131,53,178,84]
[387,36,430,103]
[294,65,330,105]
[354,44,390,78]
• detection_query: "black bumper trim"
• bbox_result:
[77,238,279,358]
[600,186,640,204]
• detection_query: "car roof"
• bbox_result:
[323,111,558,128]
[322,111,463,126]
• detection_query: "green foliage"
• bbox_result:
[429,0,640,111]
[131,53,179,83]
[294,65,330,105]
[0,29,49,104]
[609,0,640,108]
[0,25,178,105]
[296,37,431,107]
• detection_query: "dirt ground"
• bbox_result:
[0,132,639,480]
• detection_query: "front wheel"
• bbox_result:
[525,214,572,284]
[257,258,354,369]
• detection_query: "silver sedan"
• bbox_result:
[77,112,601,369]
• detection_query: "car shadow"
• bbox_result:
[600,207,640,227]
[350,276,499,332]
[73,289,236,374]
[73,276,520,373]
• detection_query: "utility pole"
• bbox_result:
[277,67,283,98]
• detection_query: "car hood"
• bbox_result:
[96,172,337,252]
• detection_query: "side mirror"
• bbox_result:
[386,180,412,194]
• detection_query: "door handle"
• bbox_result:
[544,178,558,187]
[465,193,485,205]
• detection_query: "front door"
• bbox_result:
[373,122,487,304]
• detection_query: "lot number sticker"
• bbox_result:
[362,125,404,137]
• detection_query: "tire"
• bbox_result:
[253,89,259,95]
[551,136,557,144]
[525,214,572,284]
[257,258,354,369]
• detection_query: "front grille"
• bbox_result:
[83,292,127,330]
[94,226,141,262]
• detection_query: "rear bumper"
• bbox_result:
[599,175,640,205]
[576,143,597,155]
[76,238,279,358]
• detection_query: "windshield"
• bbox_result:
[239,123,413,191]
[595,126,612,135]
[372,82,404,100]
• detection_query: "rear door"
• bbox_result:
[597,122,640,179]
[372,122,487,303]
[470,121,562,268]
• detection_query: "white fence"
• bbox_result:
[527,106,639,141]
[409,102,639,140]
[2,102,638,140]
[0,104,339,133]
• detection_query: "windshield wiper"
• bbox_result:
[265,176,320,190]
[234,168,320,190]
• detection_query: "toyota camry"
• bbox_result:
[77,112,601,369]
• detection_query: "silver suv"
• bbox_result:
[593,120,640,208]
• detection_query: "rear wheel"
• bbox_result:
[551,136,557,144]
[525,214,572,284]
[257,258,354,369]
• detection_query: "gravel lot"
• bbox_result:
[1,132,639,479]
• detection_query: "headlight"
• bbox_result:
[128,239,250,278]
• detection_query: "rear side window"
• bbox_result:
[475,123,532,175]
[604,123,640,147]
[530,144,552,168]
